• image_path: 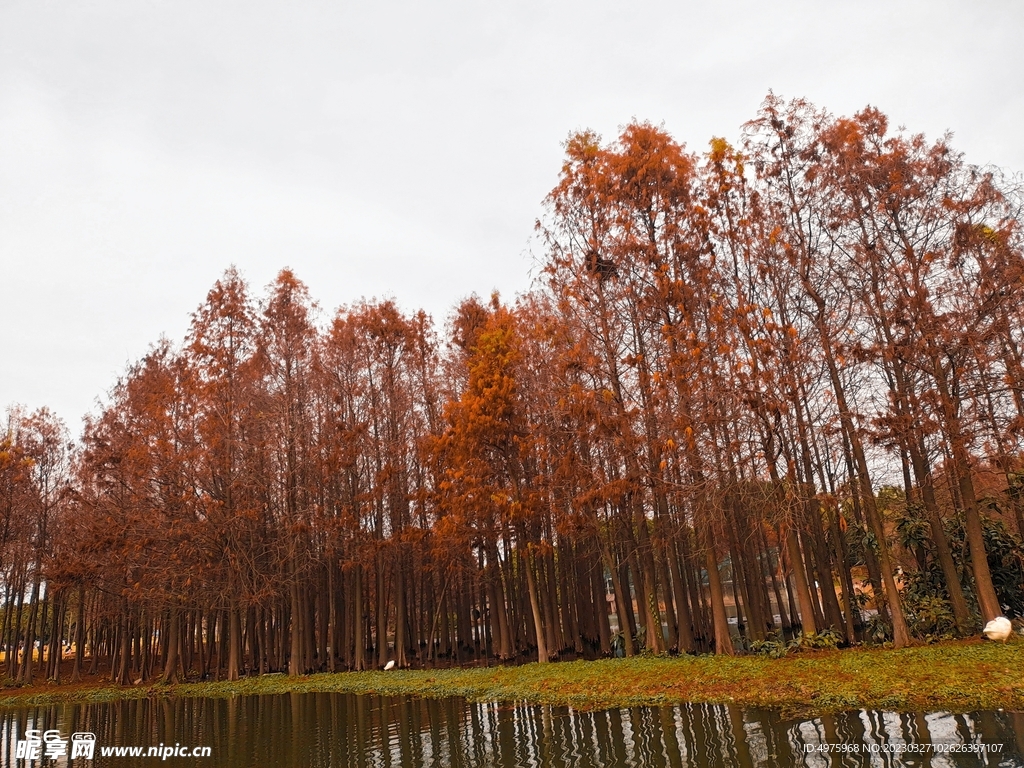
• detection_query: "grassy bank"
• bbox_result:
[1,640,1022,716]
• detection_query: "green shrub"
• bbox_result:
[750,637,788,658]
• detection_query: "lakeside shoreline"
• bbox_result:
[1,641,1022,716]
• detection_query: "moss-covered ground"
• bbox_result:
[2,640,1021,716]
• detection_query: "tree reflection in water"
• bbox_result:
[1,695,1021,767]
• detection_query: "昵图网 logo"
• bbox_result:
[15,729,96,760]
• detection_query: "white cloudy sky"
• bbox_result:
[2,0,1022,430]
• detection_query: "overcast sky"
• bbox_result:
[2,0,1022,430]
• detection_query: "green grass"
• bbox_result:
[2,641,1022,716]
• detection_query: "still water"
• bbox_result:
[1,694,1021,767]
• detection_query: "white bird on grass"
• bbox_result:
[383,660,396,671]
[982,616,1013,642]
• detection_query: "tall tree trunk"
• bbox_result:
[289,581,303,676]
[227,603,242,681]
[162,608,181,684]
[784,525,817,635]
[352,565,365,672]
[666,537,695,653]
[17,573,41,685]
[931,356,1002,623]
[702,526,735,656]
[70,584,85,683]
[524,547,548,663]
[394,560,408,669]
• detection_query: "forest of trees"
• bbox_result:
[3,95,1024,685]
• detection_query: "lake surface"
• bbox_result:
[1,694,1021,767]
